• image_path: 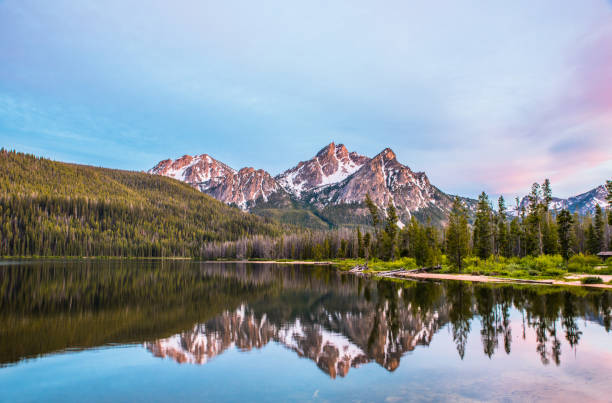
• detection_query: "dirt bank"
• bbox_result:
[397,272,612,289]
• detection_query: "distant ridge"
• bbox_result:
[150,142,476,227]
[150,143,608,227]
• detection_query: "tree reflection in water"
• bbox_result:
[0,260,610,377]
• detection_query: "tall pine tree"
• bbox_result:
[497,196,509,257]
[556,210,573,262]
[446,197,469,270]
[473,191,493,259]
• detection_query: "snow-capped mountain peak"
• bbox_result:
[511,184,608,216]
[148,154,236,190]
[276,142,369,196]
[148,154,279,210]
[147,143,606,225]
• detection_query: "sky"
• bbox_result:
[1,0,611,199]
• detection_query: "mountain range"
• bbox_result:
[149,142,608,228]
[511,184,608,217]
[149,142,476,228]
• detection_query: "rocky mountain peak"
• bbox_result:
[512,184,608,216]
[276,142,369,197]
[148,153,236,185]
[148,143,603,226]
[374,147,397,163]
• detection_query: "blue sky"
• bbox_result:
[1,0,611,198]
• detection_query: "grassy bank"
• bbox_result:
[331,254,611,280]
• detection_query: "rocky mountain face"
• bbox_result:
[276,143,369,197]
[512,184,608,216]
[149,154,280,209]
[149,145,608,225]
[149,142,471,226]
[302,147,463,223]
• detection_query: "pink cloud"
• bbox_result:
[573,25,612,115]
[479,23,612,196]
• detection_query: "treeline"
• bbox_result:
[362,179,612,269]
[203,180,612,267]
[3,149,610,262]
[201,229,359,260]
[0,150,282,257]
[442,179,612,269]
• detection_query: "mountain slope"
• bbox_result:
[301,148,471,224]
[0,150,281,257]
[149,154,286,210]
[151,143,475,227]
[276,142,369,197]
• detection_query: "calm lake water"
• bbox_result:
[0,260,611,402]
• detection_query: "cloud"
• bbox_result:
[0,0,610,197]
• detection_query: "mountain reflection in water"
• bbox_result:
[144,269,609,377]
[0,260,610,380]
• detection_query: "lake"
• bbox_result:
[0,260,611,402]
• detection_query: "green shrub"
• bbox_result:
[513,270,529,278]
[543,268,565,277]
[568,254,601,272]
[581,276,603,284]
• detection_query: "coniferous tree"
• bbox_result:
[365,193,379,227]
[606,179,612,209]
[540,179,558,254]
[446,197,469,270]
[473,191,493,259]
[572,212,585,253]
[406,217,426,265]
[357,228,365,258]
[509,218,522,257]
[424,219,442,266]
[591,205,605,254]
[542,212,558,255]
[363,232,372,260]
[365,193,380,258]
[542,179,552,211]
[556,210,573,262]
[382,202,399,260]
[586,223,597,255]
[527,182,543,255]
[497,196,509,257]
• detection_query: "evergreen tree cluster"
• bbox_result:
[0,150,281,257]
[203,179,612,267]
[444,178,612,269]
[2,149,609,265]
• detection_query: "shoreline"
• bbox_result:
[206,260,612,290]
[225,260,612,290]
[394,272,612,289]
[202,260,334,265]
[2,257,610,289]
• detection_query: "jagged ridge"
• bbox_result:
[149,143,606,226]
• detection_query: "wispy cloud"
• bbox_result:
[0,0,610,197]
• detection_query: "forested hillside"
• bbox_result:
[0,150,281,257]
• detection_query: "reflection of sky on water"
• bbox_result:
[1,311,611,403]
[1,260,611,401]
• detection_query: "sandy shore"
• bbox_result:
[397,272,612,289]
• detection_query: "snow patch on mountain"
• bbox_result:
[276,142,368,197]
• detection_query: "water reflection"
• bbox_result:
[0,260,610,379]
